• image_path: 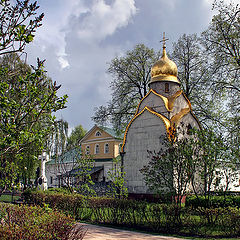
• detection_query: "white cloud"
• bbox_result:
[32,0,136,69]
[33,0,90,69]
[77,0,137,41]
[58,56,70,69]
[27,0,227,130]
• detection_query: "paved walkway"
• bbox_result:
[80,223,184,240]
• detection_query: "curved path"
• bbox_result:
[80,223,185,240]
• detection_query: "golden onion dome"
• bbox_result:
[150,47,180,84]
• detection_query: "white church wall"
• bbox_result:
[123,110,167,193]
[150,81,180,97]
[171,94,190,117]
[137,92,168,116]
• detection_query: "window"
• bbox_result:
[86,145,90,154]
[95,144,100,154]
[104,143,109,153]
[165,83,169,93]
[50,176,53,185]
[95,131,101,136]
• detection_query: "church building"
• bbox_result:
[121,38,200,194]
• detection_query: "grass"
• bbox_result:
[0,194,21,202]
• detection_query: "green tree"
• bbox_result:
[140,127,197,210]
[171,34,208,99]
[66,124,87,151]
[141,126,232,209]
[0,0,44,55]
[107,157,128,199]
[47,119,69,158]
[191,128,233,206]
[92,44,160,132]
[0,1,67,192]
[201,0,239,162]
[0,59,67,192]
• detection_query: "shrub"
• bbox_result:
[23,190,85,217]
[23,190,240,238]
[185,195,239,208]
[0,203,86,240]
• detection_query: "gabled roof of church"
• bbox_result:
[98,126,124,139]
[121,106,172,152]
[80,125,123,143]
[135,89,183,114]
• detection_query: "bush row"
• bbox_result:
[23,189,85,217]
[0,202,86,240]
[185,195,240,208]
[23,190,240,238]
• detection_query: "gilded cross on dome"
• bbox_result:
[159,32,169,48]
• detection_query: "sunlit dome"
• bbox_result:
[150,45,180,84]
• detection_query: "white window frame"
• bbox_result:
[104,143,109,154]
[95,144,100,154]
[86,145,90,154]
[95,131,101,136]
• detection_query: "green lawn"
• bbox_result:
[0,194,20,202]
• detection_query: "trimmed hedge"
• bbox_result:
[185,195,240,208]
[23,190,240,238]
[23,189,85,217]
[0,202,86,240]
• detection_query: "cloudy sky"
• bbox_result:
[25,0,235,132]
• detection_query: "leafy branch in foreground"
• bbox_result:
[0,0,44,55]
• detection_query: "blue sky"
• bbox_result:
[25,0,236,132]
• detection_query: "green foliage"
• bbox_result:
[141,126,233,210]
[66,125,87,150]
[47,119,69,157]
[201,0,240,154]
[0,202,86,240]
[23,190,85,218]
[0,194,20,203]
[0,0,67,192]
[107,157,128,199]
[0,0,44,55]
[186,195,240,208]
[140,127,197,206]
[0,58,68,191]
[23,190,240,237]
[45,187,72,194]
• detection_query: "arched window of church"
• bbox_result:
[165,83,169,93]
[95,144,100,154]
[86,145,90,154]
[95,131,101,136]
[104,143,109,154]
